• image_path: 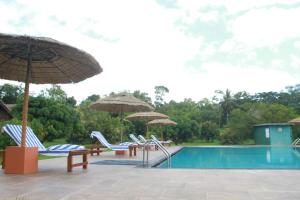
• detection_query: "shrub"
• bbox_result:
[201,121,219,141]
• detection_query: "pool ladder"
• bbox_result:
[141,135,172,168]
[292,138,300,146]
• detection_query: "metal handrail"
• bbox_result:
[292,138,300,146]
[151,135,171,168]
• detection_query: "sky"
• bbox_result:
[1,0,300,103]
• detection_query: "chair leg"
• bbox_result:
[67,154,72,172]
[83,153,87,169]
[129,146,133,157]
[0,150,5,169]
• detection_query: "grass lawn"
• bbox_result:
[43,138,67,148]
[38,154,62,160]
[179,139,255,146]
[180,139,221,146]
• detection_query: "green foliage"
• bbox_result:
[0,119,22,149]
[41,85,67,101]
[220,103,297,144]
[158,99,201,143]
[78,103,122,143]
[201,121,219,141]
[132,90,152,106]
[0,83,23,104]
[12,95,83,142]
[214,89,235,126]
[154,85,169,107]
[2,82,300,147]
[80,94,100,105]
[220,128,242,145]
[252,103,296,123]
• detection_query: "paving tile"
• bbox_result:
[207,191,252,200]
[250,191,300,200]
[1,147,300,200]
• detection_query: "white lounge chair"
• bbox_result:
[90,131,137,156]
[141,134,172,146]
[129,134,144,146]
[137,135,158,150]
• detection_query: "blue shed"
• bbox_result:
[253,123,293,145]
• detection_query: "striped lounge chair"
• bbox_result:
[130,134,157,150]
[150,135,172,147]
[129,134,144,146]
[2,124,84,155]
[90,131,137,156]
[2,124,89,172]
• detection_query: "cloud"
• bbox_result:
[0,0,300,103]
[230,6,300,47]
[155,0,179,9]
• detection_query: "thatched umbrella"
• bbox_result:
[126,111,168,121]
[126,111,169,138]
[90,93,154,141]
[289,117,300,124]
[0,33,102,147]
[147,118,177,141]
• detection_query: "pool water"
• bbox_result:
[157,146,300,169]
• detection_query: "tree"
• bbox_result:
[220,102,297,144]
[77,103,122,143]
[201,121,219,141]
[154,86,169,107]
[220,108,254,144]
[12,95,84,142]
[0,83,23,104]
[233,91,252,105]
[214,89,235,126]
[198,98,220,124]
[86,94,100,102]
[132,90,152,105]
[41,85,67,102]
[80,94,100,106]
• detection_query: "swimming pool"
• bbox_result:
[156,146,300,169]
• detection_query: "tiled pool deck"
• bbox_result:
[1,147,300,200]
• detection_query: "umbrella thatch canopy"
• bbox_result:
[90,93,154,142]
[0,33,102,147]
[90,94,154,112]
[147,118,177,141]
[147,118,177,126]
[126,111,168,121]
[289,117,300,124]
[0,33,102,83]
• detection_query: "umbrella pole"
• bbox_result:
[146,124,149,139]
[21,43,32,147]
[120,111,124,142]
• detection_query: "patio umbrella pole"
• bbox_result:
[146,124,149,139]
[21,43,32,147]
[120,111,124,142]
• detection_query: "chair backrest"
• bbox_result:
[2,124,46,151]
[151,135,159,141]
[138,135,147,143]
[129,134,143,145]
[90,131,111,148]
